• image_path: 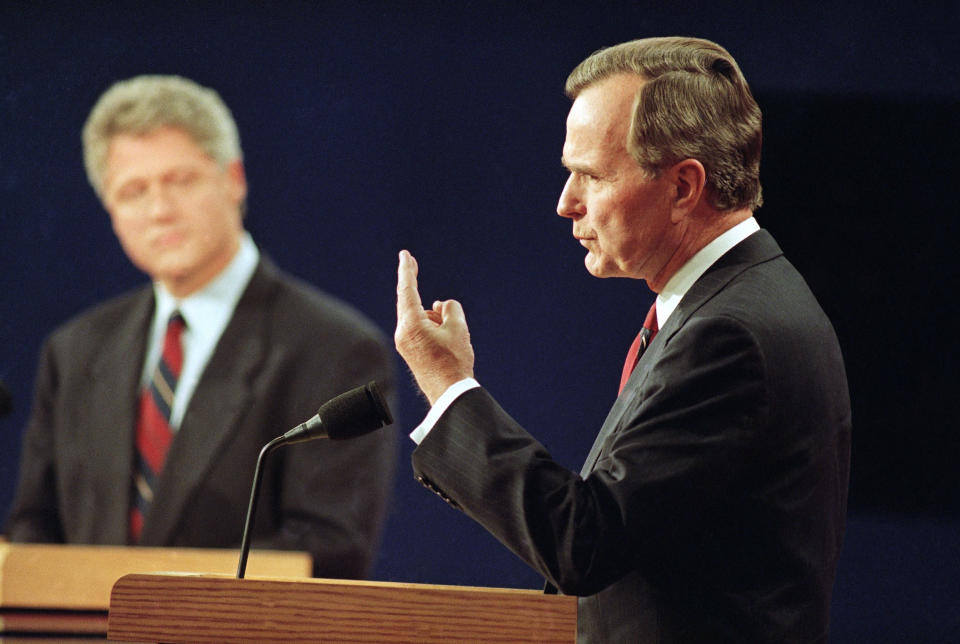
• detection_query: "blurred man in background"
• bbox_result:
[6,75,397,579]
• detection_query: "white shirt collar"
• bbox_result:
[656,217,760,326]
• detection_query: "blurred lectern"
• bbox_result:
[107,572,577,642]
[0,542,310,640]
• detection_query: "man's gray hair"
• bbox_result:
[566,37,763,212]
[82,74,242,196]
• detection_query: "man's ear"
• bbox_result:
[227,159,248,204]
[667,158,706,222]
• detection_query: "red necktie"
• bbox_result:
[129,313,185,543]
[618,302,658,394]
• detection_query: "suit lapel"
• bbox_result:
[86,288,154,542]
[580,230,783,476]
[141,260,275,545]
[580,390,634,476]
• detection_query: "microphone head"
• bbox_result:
[318,381,393,440]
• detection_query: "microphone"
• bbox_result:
[236,381,393,579]
[279,379,393,443]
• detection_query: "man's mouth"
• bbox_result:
[154,231,186,248]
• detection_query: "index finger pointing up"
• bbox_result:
[397,249,425,319]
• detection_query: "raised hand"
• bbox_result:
[394,250,475,404]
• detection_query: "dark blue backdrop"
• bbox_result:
[2,2,958,640]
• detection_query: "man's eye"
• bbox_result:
[116,183,146,201]
[168,170,199,186]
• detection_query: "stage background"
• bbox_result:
[2,2,957,641]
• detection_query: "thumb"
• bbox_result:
[438,299,467,328]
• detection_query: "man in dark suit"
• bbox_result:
[5,75,397,579]
[395,37,851,641]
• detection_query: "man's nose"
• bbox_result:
[556,174,584,220]
[146,184,176,218]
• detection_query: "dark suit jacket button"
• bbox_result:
[417,475,438,492]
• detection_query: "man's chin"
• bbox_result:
[151,262,194,287]
[584,256,614,279]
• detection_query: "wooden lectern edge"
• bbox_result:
[108,573,578,643]
[0,543,312,610]
[116,570,555,594]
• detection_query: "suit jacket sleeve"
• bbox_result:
[412,313,772,596]
[5,336,67,542]
[411,233,850,640]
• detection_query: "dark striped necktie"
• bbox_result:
[618,301,658,394]
[129,312,185,543]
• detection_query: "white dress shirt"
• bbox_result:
[140,232,260,430]
[409,217,761,444]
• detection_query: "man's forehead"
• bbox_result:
[563,75,644,166]
[102,127,214,187]
[567,74,643,133]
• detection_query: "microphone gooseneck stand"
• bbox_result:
[235,381,393,579]
[236,435,286,579]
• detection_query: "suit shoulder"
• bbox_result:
[45,286,150,349]
[683,255,844,381]
[725,256,831,329]
[264,265,388,344]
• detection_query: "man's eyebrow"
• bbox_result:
[560,156,591,173]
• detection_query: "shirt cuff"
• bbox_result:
[409,377,481,444]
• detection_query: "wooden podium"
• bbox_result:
[0,542,311,640]
[107,573,577,642]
